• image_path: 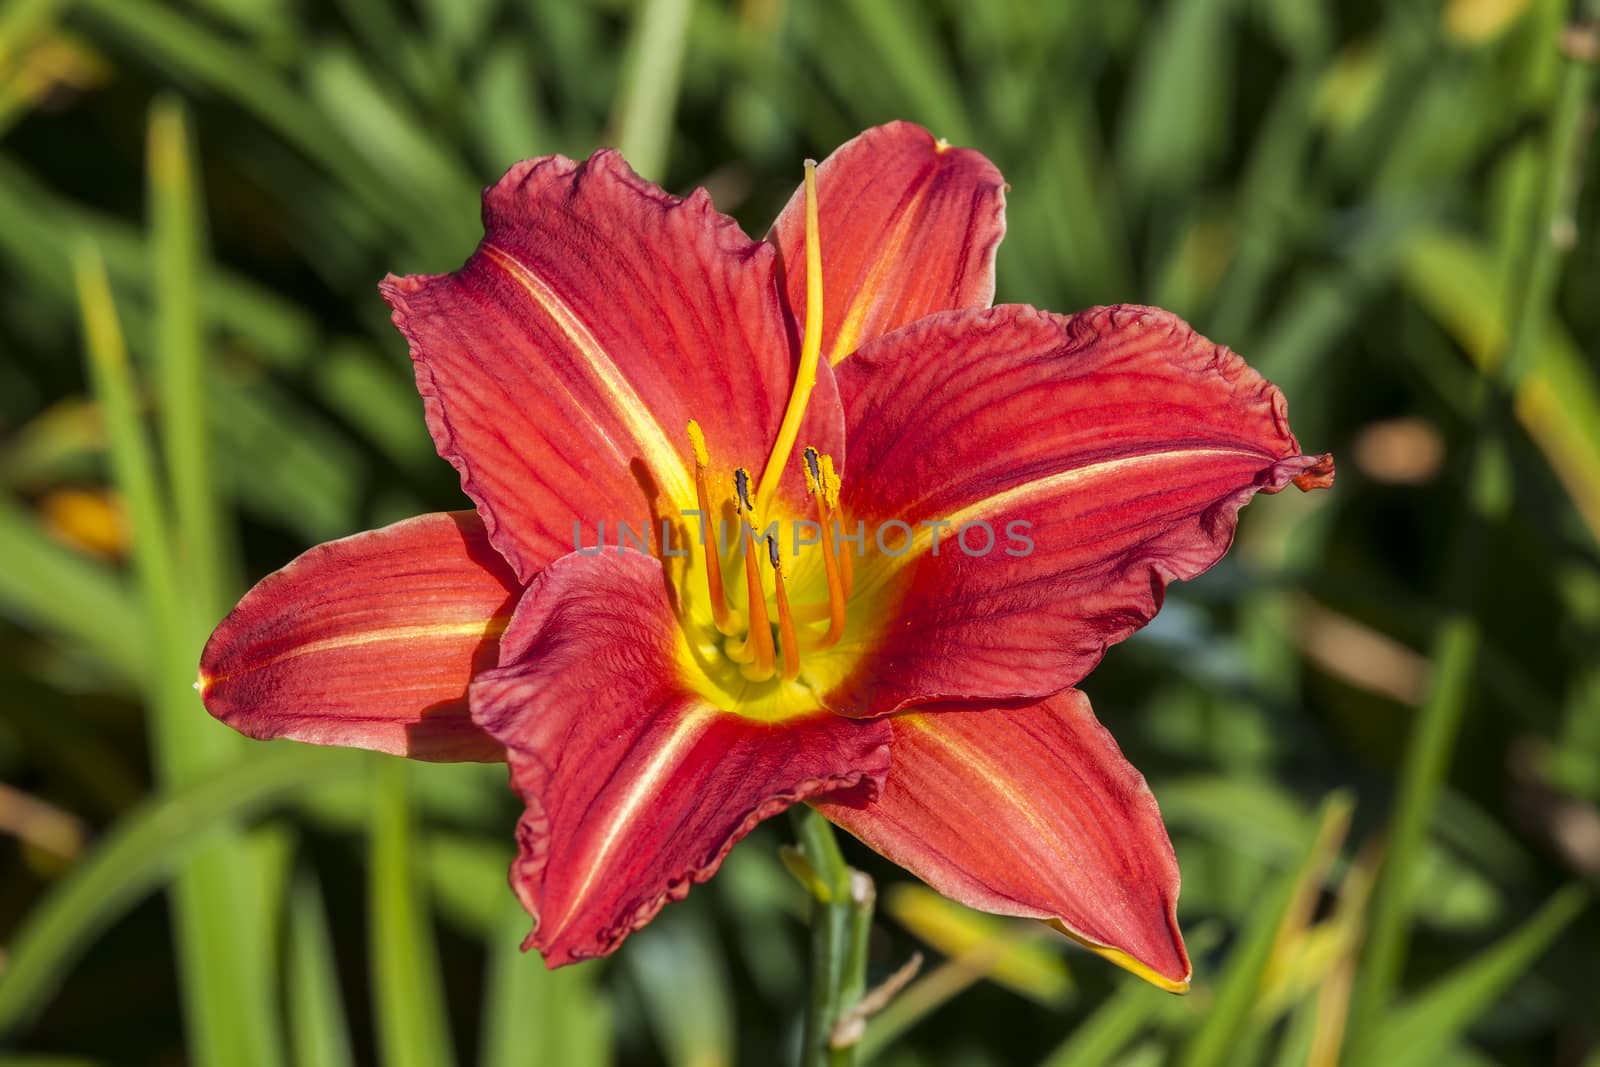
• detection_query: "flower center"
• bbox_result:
[682,431,853,692]
[668,160,868,717]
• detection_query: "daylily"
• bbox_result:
[199,121,1333,992]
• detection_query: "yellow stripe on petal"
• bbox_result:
[480,242,695,507]
[869,446,1268,586]
[553,702,715,935]
[198,616,512,695]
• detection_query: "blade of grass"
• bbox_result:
[75,241,283,1067]
[0,493,144,683]
[470,40,557,171]
[1038,980,1180,1067]
[1366,886,1587,1067]
[287,872,357,1067]
[836,0,974,143]
[1401,229,1600,542]
[1178,791,1355,1067]
[0,745,357,1035]
[610,0,694,182]
[1346,615,1479,1045]
[480,894,611,1067]
[148,94,232,625]
[883,885,1073,1006]
[74,0,445,256]
[624,905,736,1067]
[1116,0,1232,199]
[370,757,456,1067]
[0,157,318,370]
[1351,4,1600,1042]
[0,0,68,59]
[856,926,1041,1063]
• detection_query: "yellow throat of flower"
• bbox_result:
[672,161,874,719]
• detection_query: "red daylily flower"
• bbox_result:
[199,121,1333,991]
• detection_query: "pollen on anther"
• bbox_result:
[686,419,710,468]
[819,454,842,511]
[803,446,822,495]
[733,467,754,514]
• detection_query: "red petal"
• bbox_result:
[383,151,844,583]
[831,304,1334,714]
[817,690,1189,991]
[770,121,1007,366]
[199,512,517,762]
[471,549,891,965]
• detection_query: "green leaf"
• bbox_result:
[0,493,145,684]
[148,94,233,626]
[1038,980,1184,1067]
[611,0,695,182]
[369,757,457,1067]
[76,239,284,1067]
[1178,791,1355,1067]
[1117,0,1233,197]
[1348,616,1480,1044]
[1365,886,1588,1066]
[0,745,357,1036]
[625,904,736,1067]
[286,873,357,1067]
[479,896,612,1067]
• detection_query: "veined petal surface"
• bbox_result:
[384,150,844,583]
[817,690,1190,992]
[769,120,1007,367]
[830,304,1334,714]
[198,511,517,762]
[471,549,892,965]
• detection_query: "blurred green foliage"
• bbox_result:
[1,0,1599,1064]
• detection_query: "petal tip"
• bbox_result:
[1046,917,1193,995]
[1293,453,1336,491]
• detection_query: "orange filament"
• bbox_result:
[755,159,824,515]
[687,420,732,632]
[819,454,853,596]
[803,447,848,646]
[730,468,776,680]
[767,535,800,681]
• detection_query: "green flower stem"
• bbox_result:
[791,806,873,1067]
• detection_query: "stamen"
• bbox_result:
[730,468,776,681]
[767,535,800,681]
[804,445,848,646]
[819,454,853,596]
[687,420,732,631]
[755,160,824,514]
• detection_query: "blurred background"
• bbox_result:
[1,0,1598,1064]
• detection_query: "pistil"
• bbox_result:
[754,159,824,515]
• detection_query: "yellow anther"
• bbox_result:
[687,418,710,468]
[819,454,841,511]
